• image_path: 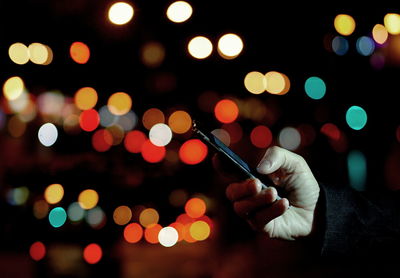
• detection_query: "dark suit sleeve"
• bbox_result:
[318,183,400,258]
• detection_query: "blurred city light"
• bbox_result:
[44,183,64,204]
[188,36,213,59]
[250,125,273,148]
[217,33,244,59]
[346,105,367,130]
[139,208,159,228]
[179,139,208,165]
[141,139,166,163]
[48,207,67,228]
[78,189,99,210]
[384,13,400,35]
[149,123,173,146]
[214,99,239,123]
[166,1,193,23]
[304,76,326,100]
[38,123,58,147]
[278,127,301,151]
[108,2,134,25]
[74,87,98,110]
[29,241,46,261]
[83,243,102,264]
[244,71,266,94]
[124,223,143,243]
[70,42,90,64]
[185,197,206,218]
[107,92,132,116]
[8,43,29,65]
[158,226,179,247]
[168,110,192,134]
[113,205,132,225]
[334,14,356,36]
[347,150,367,191]
[372,24,388,45]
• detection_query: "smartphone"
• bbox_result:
[192,120,281,200]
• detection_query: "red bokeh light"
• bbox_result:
[214,99,239,123]
[185,197,206,218]
[92,129,113,152]
[124,130,147,153]
[124,223,143,243]
[144,224,162,244]
[141,139,166,163]
[29,241,46,261]
[70,42,90,64]
[179,139,208,165]
[83,243,102,264]
[250,125,273,148]
[79,109,100,132]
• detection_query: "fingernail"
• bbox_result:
[257,160,271,172]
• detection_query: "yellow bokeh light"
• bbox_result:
[189,220,210,241]
[113,205,132,225]
[107,92,132,115]
[78,189,99,210]
[244,71,266,94]
[44,183,64,204]
[28,43,50,65]
[3,76,25,101]
[334,14,356,36]
[188,36,213,59]
[9,43,29,65]
[74,87,98,110]
[265,71,289,95]
[384,13,400,35]
[372,24,388,45]
[166,1,193,23]
[142,108,165,130]
[217,33,244,59]
[108,2,134,25]
[141,42,165,68]
[168,110,192,134]
[139,208,159,228]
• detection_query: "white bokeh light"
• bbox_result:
[166,1,193,23]
[108,2,134,25]
[278,127,301,151]
[149,123,172,146]
[38,123,58,147]
[158,226,179,247]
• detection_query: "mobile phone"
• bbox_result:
[192,120,281,200]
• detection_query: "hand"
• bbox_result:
[225,146,320,240]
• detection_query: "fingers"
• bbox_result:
[248,198,289,230]
[256,146,307,175]
[226,179,262,201]
[232,186,277,217]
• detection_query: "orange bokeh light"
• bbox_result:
[169,222,185,241]
[83,243,102,264]
[179,139,208,165]
[29,241,46,261]
[214,99,239,123]
[70,42,90,64]
[185,197,206,218]
[92,129,113,152]
[74,87,98,110]
[124,223,143,243]
[141,139,166,163]
[144,224,162,244]
[124,130,147,153]
[79,109,100,132]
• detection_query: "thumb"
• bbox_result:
[256,146,305,175]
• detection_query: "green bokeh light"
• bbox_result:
[346,106,367,130]
[304,76,326,100]
[347,150,367,191]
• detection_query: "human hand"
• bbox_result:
[225,146,320,240]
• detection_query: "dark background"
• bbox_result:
[1,1,400,277]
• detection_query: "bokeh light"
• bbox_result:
[356,36,375,56]
[7,187,29,206]
[49,207,67,228]
[67,202,85,222]
[188,36,213,59]
[278,127,301,151]
[332,36,349,55]
[320,123,341,140]
[38,123,58,147]
[108,2,134,25]
[113,205,132,226]
[346,105,367,130]
[74,87,98,110]
[189,220,210,241]
[144,224,162,244]
[3,76,25,101]
[250,125,273,148]
[78,189,99,210]
[265,71,289,95]
[347,150,367,191]
[139,208,159,228]
[107,92,132,116]
[149,123,173,146]
[141,139,166,163]
[28,43,52,65]
[304,76,326,100]
[83,243,102,264]
[222,122,243,144]
[185,197,206,218]
[384,13,400,35]
[179,139,208,165]
[44,183,64,204]
[217,33,244,59]
[158,226,179,247]
[334,14,356,36]
[142,108,165,130]
[166,1,193,23]
[86,206,106,229]
[124,130,147,153]
[92,129,113,152]
[30,241,46,261]
[168,110,192,134]
[140,42,165,68]
[33,200,49,219]
[244,71,266,94]
[9,43,29,65]
[214,99,239,123]
[124,223,143,243]
[79,109,100,132]
[372,24,388,45]
[70,42,90,64]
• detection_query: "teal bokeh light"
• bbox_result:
[346,106,367,130]
[49,207,67,228]
[347,150,367,191]
[304,76,326,100]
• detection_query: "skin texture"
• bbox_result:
[225,146,320,240]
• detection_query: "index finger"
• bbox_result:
[226,179,262,201]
